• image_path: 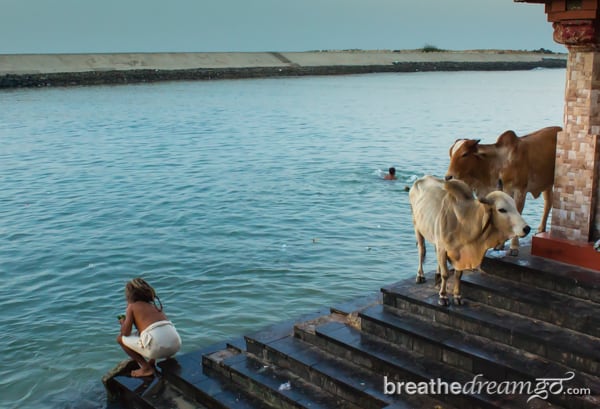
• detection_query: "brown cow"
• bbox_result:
[445,126,560,255]
[409,176,530,306]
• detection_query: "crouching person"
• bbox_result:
[116,277,182,377]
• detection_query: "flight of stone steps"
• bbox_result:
[105,248,599,409]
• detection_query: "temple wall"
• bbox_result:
[552,50,600,241]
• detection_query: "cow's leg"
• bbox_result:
[436,247,450,306]
[508,237,519,256]
[509,190,527,256]
[453,269,464,305]
[433,245,442,285]
[415,230,426,284]
[538,188,552,233]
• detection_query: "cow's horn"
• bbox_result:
[497,179,504,191]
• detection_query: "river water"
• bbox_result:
[0,68,565,409]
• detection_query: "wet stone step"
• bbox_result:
[359,304,600,409]
[309,320,559,409]
[482,250,600,303]
[460,271,600,338]
[159,348,271,409]
[247,332,410,409]
[287,335,459,409]
[105,374,159,409]
[204,349,354,409]
[141,378,210,409]
[382,279,600,377]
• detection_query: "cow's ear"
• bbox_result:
[496,130,518,146]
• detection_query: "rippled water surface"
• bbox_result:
[0,69,565,408]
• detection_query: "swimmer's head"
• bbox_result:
[388,167,396,175]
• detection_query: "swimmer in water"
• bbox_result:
[384,167,397,180]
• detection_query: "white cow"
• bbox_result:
[409,176,531,305]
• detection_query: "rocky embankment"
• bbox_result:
[0,50,567,88]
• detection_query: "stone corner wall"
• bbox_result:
[551,50,600,242]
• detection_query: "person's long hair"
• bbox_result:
[125,277,163,311]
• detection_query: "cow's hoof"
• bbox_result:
[508,248,519,256]
[453,296,463,306]
[416,276,426,284]
[438,296,449,306]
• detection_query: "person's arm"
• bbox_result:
[120,303,135,336]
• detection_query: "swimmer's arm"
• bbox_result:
[120,304,134,336]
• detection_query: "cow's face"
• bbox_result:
[445,139,484,189]
[480,192,531,238]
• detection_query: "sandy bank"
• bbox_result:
[0,50,566,88]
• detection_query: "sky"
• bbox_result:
[0,0,564,54]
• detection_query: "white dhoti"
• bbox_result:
[121,320,181,360]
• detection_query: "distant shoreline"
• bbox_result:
[0,50,567,88]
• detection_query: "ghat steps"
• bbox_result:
[105,247,599,409]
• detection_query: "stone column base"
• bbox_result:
[531,232,600,272]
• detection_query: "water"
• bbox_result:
[0,69,565,409]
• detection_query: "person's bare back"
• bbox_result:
[128,301,167,333]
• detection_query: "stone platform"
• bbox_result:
[104,246,599,409]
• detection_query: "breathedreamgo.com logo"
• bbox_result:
[383,372,591,402]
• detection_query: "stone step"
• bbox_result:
[359,304,600,409]
[460,270,600,338]
[382,280,600,377]
[482,250,600,303]
[298,319,561,409]
[203,347,352,409]
[104,247,600,409]
[246,329,450,409]
[141,377,209,409]
[247,333,390,409]
[105,374,161,409]
[159,347,272,409]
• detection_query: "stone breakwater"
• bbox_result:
[0,50,566,88]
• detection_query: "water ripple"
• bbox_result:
[0,70,564,409]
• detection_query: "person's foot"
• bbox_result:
[131,367,154,377]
